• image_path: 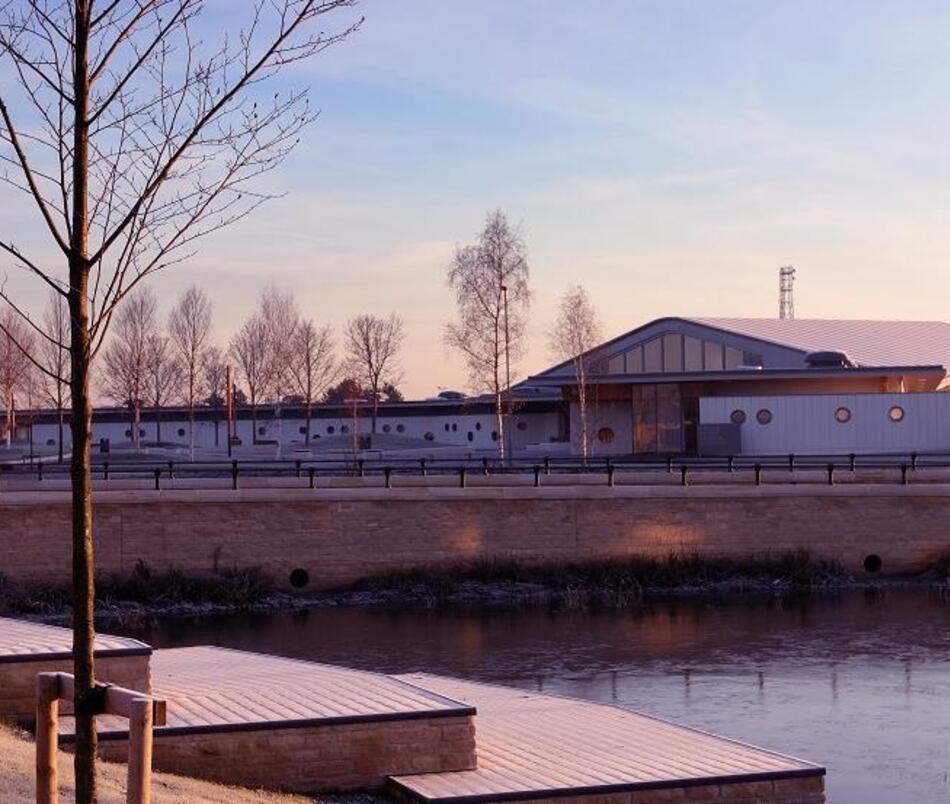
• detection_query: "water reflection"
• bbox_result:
[112,589,950,804]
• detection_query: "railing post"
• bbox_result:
[849,453,856,472]
[901,463,909,485]
[534,465,541,487]
[728,455,735,473]
[681,465,689,486]
[827,463,835,486]
[384,466,392,489]
[308,467,315,489]
[544,456,550,475]
[607,462,615,487]
[482,456,489,476]
[37,460,43,482]
[420,458,427,477]
[666,455,673,474]
[167,460,174,479]
[36,672,59,804]
[104,461,109,480]
[788,453,794,473]
[754,463,762,486]
[459,466,467,488]
[127,696,154,804]
[153,468,161,491]
[357,458,364,478]
[231,460,239,490]
[295,459,301,478]
[911,452,918,471]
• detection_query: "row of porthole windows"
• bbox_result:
[730,405,906,426]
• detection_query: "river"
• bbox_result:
[112,588,950,804]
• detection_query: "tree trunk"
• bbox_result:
[577,359,588,463]
[155,406,162,443]
[305,401,312,443]
[251,396,257,445]
[69,4,97,801]
[57,403,64,463]
[494,385,505,460]
[371,393,378,435]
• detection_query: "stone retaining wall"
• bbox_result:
[1,485,948,590]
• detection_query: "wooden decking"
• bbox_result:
[390,674,825,803]
[0,617,150,662]
[64,646,474,738]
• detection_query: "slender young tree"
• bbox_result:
[100,288,157,448]
[445,210,530,459]
[230,313,271,444]
[0,6,360,794]
[200,344,228,447]
[0,305,35,447]
[549,286,603,461]
[260,285,299,452]
[169,285,212,457]
[39,290,72,462]
[289,319,335,442]
[344,313,404,435]
[145,332,180,442]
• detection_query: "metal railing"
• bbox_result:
[1,451,948,491]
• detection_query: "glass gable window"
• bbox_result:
[643,338,663,373]
[704,341,724,371]
[662,334,683,372]
[684,336,703,371]
[626,346,643,373]
[724,346,743,370]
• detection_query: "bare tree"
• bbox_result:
[445,210,530,459]
[260,285,299,453]
[145,332,180,442]
[549,286,603,461]
[0,305,35,447]
[230,313,271,444]
[200,344,228,447]
[39,290,72,462]
[289,319,335,442]
[100,288,157,448]
[0,3,360,795]
[169,285,212,457]
[344,313,404,436]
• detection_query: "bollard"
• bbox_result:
[607,463,615,487]
[911,452,918,471]
[544,456,550,475]
[849,453,856,472]
[788,453,795,472]
[681,465,689,486]
[901,463,909,485]
[728,455,735,473]
[754,463,762,486]
[482,456,489,476]
[295,459,301,478]
[153,468,161,491]
[534,465,541,487]
[231,460,239,490]
[167,460,174,479]
[308,467,315,489]
[384,466,392,489]
[459,466,467,488]
[666,455,673,473]
[420,458,427,477]
[827,463,835,486]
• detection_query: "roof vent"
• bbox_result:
[805,350,854,368]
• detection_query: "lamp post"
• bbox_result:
[500,284,511,461]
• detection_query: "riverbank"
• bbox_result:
[0,724,389,803]
[3,551,948,625]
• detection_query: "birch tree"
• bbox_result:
[0,5,360,794]
[169,285,212,457]
[549,285,602,461]
[145,332,180,442]
[289,319,335,442]
[344,312,404,435]
[230,313,271,444]
[39,290,71,461]
[200,344,228,446]
[261,285,298,452]
[445,210,530,459]
[0,305,35,447]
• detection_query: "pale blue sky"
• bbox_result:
[8,1,950,395]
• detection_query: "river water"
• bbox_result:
[113,589,950,804]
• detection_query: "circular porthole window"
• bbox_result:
[396,424,405,433]
[298,426,307,435]
[517,421,527,431]
[424,432,434,441]
[257,426,266,436]
[730,409,746,425]
[756,409,772,425]
[491,431,498,441]
[178,428,187,437]
[289,568,309,588]
[467,432,474,442]
[382,424,391,433]
[597,427,615,444]
[475,422,482,431]
[888,405,905,422]
[341,425,349,434]
[835,407,851,423]
[327,425,335,434]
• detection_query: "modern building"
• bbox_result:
[6,316,950,459]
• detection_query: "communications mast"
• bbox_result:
[779,266,795,320]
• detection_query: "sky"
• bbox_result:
[6,1,950,397]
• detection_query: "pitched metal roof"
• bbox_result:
[688,318,950,370]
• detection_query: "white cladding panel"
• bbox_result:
[701,392,950,454]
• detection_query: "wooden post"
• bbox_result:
[127,697,154,804]
[36,673,60,804]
